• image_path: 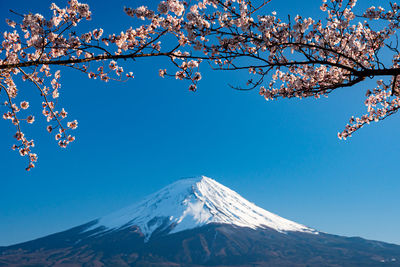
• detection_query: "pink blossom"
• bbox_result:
[20,101,29,110]
[67,120,78,129]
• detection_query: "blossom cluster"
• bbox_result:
[2,0,400,169]
[0,0,94,169]
[339,80,400,139]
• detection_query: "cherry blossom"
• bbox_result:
[2,0,400,170]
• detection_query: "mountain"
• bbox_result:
[1,176,400,267]
[85,176,316,240]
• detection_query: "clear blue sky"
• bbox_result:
[1,0,399,246]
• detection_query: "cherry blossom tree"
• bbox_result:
[1,0,400,170]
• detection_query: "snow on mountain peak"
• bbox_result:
[86,176,316,240]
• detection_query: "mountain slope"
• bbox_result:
[1,176,399,267]
[86,176,315,240]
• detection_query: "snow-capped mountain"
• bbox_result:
[1,176,400,267]
[87,176,315,240]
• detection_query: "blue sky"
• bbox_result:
[1,0,400,246]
